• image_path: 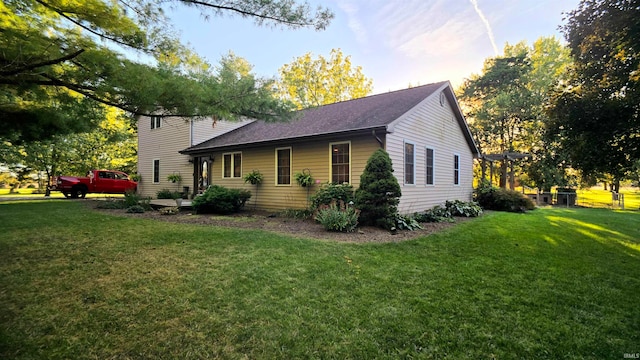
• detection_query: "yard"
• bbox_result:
[0,200,639,359]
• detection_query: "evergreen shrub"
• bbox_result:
[354,149,402,229]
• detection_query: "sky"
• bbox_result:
[166,0,581,94]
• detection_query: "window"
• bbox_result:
[276,148,291,185]
[150,116,161,129]
[426,148,434,185]
[153,159,160,183]
[404,141,415,185]
[454,154,460,185]
[223,152,242,178]
[330,142,350,183]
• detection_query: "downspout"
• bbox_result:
[372,129,384,148]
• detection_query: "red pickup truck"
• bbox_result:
[51,169,138,198]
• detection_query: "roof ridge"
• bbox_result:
[296,80,449,112]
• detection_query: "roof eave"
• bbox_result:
[179,125,389,155]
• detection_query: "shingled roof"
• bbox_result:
[181,81,477,155]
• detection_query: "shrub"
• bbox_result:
[310,183,354,211]
[156,189,181,199]
[96,199,126,209]
[445,200,483,217]
[314,200,360,232]
[192,185,251,214]
[279,209,313,220]
[394,214,423,231]
[414,206,453,223]
[475,181,535,212]
[354,149,401,229]
[126,205,145,213]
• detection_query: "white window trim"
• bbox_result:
[425,147,435,186]
[222,152,242,179]
[150,116,161,130]
[454,153,460,186]
[404,140,416,186]
[152,159,160,184]
[275,147,292,186]
[329,141,352,184]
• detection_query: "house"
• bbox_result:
[137,81,480,213]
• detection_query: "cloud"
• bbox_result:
[469,0,499,55]
[336,1,368,45]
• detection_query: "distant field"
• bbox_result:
[577,187,640,210]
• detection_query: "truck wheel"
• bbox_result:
[71,186,87,199]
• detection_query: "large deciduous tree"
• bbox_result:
[548,0,640,192]
[459,38,572,190]
[277,49,373,109]
[0,0,333,142]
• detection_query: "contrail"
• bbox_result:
[470,0,499,55]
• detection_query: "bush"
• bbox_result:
[354,149,401,229]
[314,200,360,232]
[414,200,483,223]
[123,191,151,210]
[475,181,535,212]
[414,205,453,223]
[95,199,127,209]
[279,209,313,220]
[310,183,354,211]
[192,185,251,214]
[394,214,423,231]
[126,205,145,213]
[156,189,181,199]
[445,200,483,217]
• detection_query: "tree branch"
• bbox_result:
[35,0,148,52]
[180,0,314,28]
[0,49,85,76]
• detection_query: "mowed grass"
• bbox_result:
[0,201,639,359]
[577,187,640,209]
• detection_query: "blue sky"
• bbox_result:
[167,0,580,94]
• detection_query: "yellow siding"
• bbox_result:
[208,134,381,211]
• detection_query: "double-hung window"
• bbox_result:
[330,142,350,183]
[223,152,242,178]
[150,116,161,129]
[276,148,291,185]
[426,148,434,185]
[404,141,415,185]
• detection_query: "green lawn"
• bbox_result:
[577,187,640,210]
[1,201,639,359]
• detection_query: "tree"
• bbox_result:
[354,149,401,229]
[1,107,138,194]
[0,0,334,142]
[460,43,535,188]
[277,49,373,109]
[547,0,640,192]
[459,38,572,190]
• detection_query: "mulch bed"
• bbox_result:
[89,200,474,243]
